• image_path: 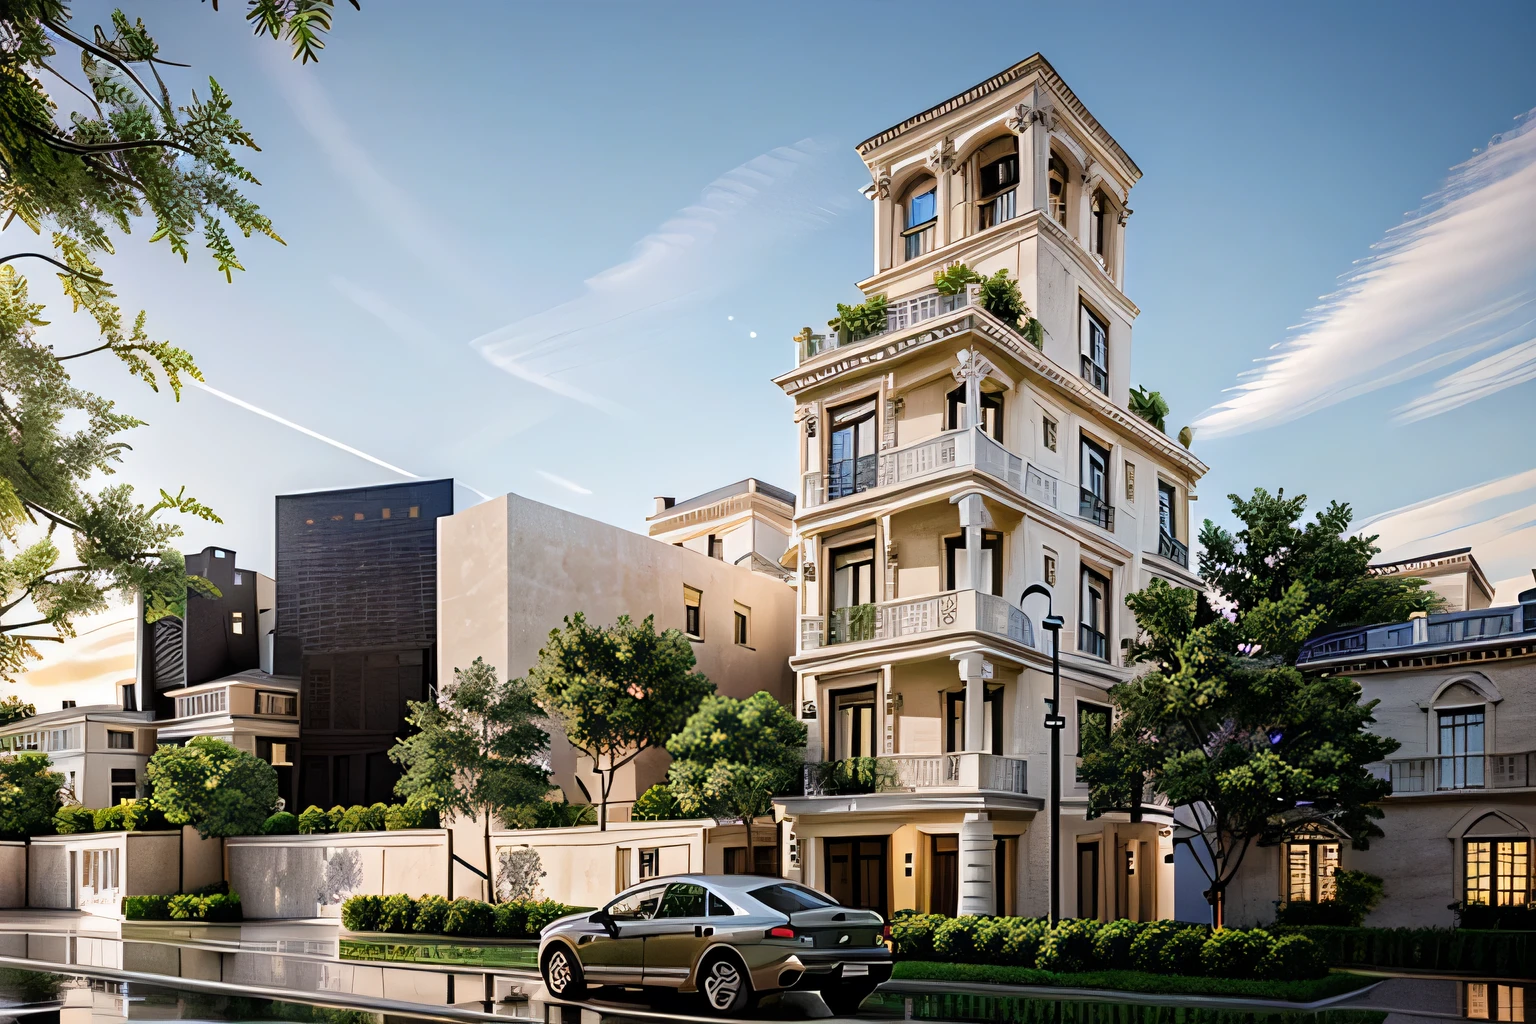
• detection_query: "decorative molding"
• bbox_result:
[925,138,957,173]
[869,168,892,199]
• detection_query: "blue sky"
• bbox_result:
[22,0,1536,597]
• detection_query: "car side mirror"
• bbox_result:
[590,909,618,937]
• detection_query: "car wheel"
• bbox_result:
[542,944,586,1001]
[698,953,751,1014]
[820,980,878,1016]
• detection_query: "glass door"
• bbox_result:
[828,402,878,500]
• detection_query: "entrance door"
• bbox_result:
[825,838,887,915]
[1077,842,1100,919]
[930,835,958,916]
[995,838,1012,917]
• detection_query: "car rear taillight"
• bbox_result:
[767,926,797,939]
[882,924,892,941]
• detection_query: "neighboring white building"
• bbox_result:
[647,478,796,581]
[153,668,300,807]
[0,705,156,807]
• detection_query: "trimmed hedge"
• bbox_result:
[340,893,583,939]
[54,801,170,835]
[889,913,1327,980]
[296,803,440,834]
[1277,924,1536,978]
[124,891,241,922]
[262,811,299,835]
[888,962,1376,1003]
[1456,903,1536,931]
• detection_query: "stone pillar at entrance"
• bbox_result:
[959,812,995,915]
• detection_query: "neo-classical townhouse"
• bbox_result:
[0,705,156,807]
[772,54,1208,922]
[647,478,796,582]
[1223,576,1536,927]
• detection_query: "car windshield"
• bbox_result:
[750,883,839,914]
[607,885,666,920]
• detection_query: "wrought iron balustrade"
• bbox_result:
[1387,752,1536,794]
[1158,530,1189,568]
[1079,488,1115,531]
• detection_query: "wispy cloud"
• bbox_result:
[537,470,592,496]
[1195,108,1536,437]
[1358,468,1536,600]
[470,138,851,410]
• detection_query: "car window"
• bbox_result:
[607,885,666,920]
[750,883,839,914]
[708,892,735,917]
[655,883,707,919]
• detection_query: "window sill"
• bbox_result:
[686,634,703,643]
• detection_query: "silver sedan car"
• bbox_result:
[538,874,891,1014]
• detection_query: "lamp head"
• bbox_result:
[1042,614,1065,631]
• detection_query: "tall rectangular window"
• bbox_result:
[1080,566,1110,660]
[231,611,244,635]
[1158,481,1178,539]
[1466,840,1530,906]
[827,400,878,500]
[1124,462,1136,502]
[1043,416,1058,452]
[683,586,703,639]
[903,187,937,261]
[1079,436,1113,530]
[1440,709,1486,789]
[1080,306,1109,394]
[1286,841,1340,902]
[945,530,1003,596]
[733,604,750,647]
[829,545,877,643]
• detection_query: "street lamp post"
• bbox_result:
[1021,583,1066,925]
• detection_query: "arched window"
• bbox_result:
[976,137,1018,231]
[1048,155,1069,227]
[901,178,937,261]
[1090,191,1108,266]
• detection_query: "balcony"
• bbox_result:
[1383,752,1536,794]
[1298,606,1532,664]
[1157,530,1190,568]
[1079,623,1107,659]
[1080,355,1108,394]
[796,285,977,365]
[1078,488,1115,531]
[803,426,1057,513]
[802,752,1028,797]
[803,589,1035,653]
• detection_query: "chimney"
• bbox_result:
[654,497,675,516]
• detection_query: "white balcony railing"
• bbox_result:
[802,589,1035,653]
[802,751,1027,796]
[797,285,977,365]
[801,426,1059,513]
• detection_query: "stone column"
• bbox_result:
[956,649,985,755]
[870,170,893,275]
[959,812,996,915]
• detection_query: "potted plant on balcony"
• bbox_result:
[1129,386,1170,433]
[828,295,889,341]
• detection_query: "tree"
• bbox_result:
[147,736,277,837]
[1082,579,1399,926]
[530,613,715,830]
[0,2,351,681]
[666,691,807,870]
[0,752,63,839]
[1199,488,1440,661]
[0,695,35,726]
[389,656,550,901]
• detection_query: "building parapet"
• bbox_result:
[1298,601,1536,667]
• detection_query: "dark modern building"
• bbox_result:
[142,545,266,717]
[274,479,453,808]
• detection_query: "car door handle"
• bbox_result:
[694,925,714,937]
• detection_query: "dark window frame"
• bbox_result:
[946,385,1004,441]
[944,530,1004,596]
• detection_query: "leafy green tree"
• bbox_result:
[390,657,550,901]
[1128,386,1169,433]
[147,736,278,837]
[1081,578,1398,927]
[666,691,806,869]
[0,695,36,726]
[0,752,63,838]
[0,2,349,680]
[530,613,715,830]
[1199,489,1439,661]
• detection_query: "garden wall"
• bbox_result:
[0,842,26,908]
[490,818,714,907]
[227,829,450,919]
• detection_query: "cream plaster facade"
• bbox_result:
[773,54,1205,922]
[0,705,156,808]
[1224,593,1536,927]
[647,478,795,581]
[437,490,795,824]
[1370,547,1495,613]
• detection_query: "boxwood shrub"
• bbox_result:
[341,893,583,939]
[1278,924,1536,978]
[126,891,240,922]
[295,804,441,835]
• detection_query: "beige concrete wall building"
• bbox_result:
[438,489,796,824]
[1223,586,1536,927]
[647,478,795,581]
[773,54,1207,921]
[1370,547,1495,613]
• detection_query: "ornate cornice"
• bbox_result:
[855,53,1141,184]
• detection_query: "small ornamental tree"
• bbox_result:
[530,613,715,830]
[1082,489,1420,927]
[389,657,550,901]
[0,753,63,838]
[666,691,807,869]
[147,736,277,838]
